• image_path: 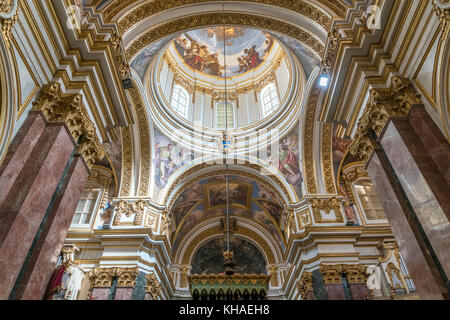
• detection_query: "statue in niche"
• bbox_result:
[45,246,83,300]
[97,202,114,229]
[366,265,383,298]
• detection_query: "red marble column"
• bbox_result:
[407,105,450,186]
[91,288,110,300]
[0,113,76,299]
[114,287,134,300]
[13,155,90,300]
[349,283,369,300]
[366,149,448,299]
[325,284,346,300]
[380,118,450,278]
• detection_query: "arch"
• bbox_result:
[174,218,282,267]
[125,12,325,62]
[0,28,18,165]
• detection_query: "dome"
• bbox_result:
[153,26,298,131]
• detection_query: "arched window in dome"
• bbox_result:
[260,83,280,117]
[216,101,235,129]
[354,179,387,222]
[171,85,190,117]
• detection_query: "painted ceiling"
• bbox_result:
[173,26,275,77]
[170,174,285,251]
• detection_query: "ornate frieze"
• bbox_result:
[119,126,133,196]
[146,272,162,299]
[349,76,421,163]
[32,82,106,169]
[297,271,313,299]
[309,197,344,223]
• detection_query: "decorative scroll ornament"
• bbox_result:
[113,199,146,225]
[146,272,162,299]
[32,82,106,168]
[309,197,344,223]
[349,76,421,163]
[432,0,450,40]
[297,271,313,300]
[0,0,18,47]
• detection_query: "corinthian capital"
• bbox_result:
[32,82,106,169]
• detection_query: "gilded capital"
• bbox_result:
[297,271,313,299]
[146,272,161,299]
[32,82,106,169]
[116,267,139,287]
[319,265,344,284]
[89,267,117,288]
[349,76,420,163]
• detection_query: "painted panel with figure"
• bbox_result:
[174,27,274,77]
[153,127,194,192]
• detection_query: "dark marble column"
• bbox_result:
[366,149,448,299]
[312,270,328,300]
[14,154,90,300]
[0,113,76,299]
[131,272,147,300]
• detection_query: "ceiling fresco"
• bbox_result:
[170,174,285,251]
[191,237,267,275]
[173,26,275,77]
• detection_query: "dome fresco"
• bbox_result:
[173,26,275,77]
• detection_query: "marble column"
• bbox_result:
[0,112,76,299]
[13,154,90,300]
[114,287,134,300]
[366,149,448,299]
[348,283,369,300]
[91,288,110,300]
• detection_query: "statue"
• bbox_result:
[366,265,383,298]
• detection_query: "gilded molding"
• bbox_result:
[304,85,320,194]
[119,126,133,196]
[322,122,336,194]
[342,166,368,183]
[349,76,421,163]
[309,197,344,224]
[110,30,130,79]
[32,82,106,169]
[146,272,162,299]
[125,13,325,61]
[129,86,151,197]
